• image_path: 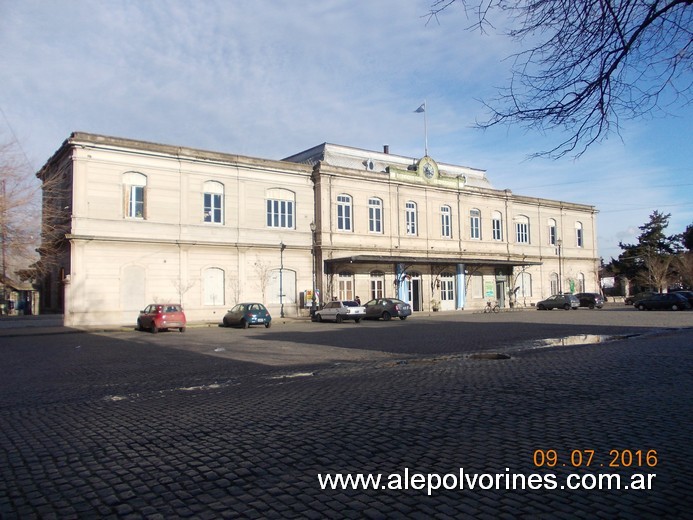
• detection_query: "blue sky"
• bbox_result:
[1,0,691,260]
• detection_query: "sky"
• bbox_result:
[1,0,691,261]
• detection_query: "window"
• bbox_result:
[441,205,451,238]
[548,219,557,246]
[440,273,454,301]
[470,209,481,239]
[337,194,352,231]
[492,211,503,241]
[370,271,385,300]
[406,201,417,236]
[517,272,532,297]
[266,188,295,229]
[471,274,483,299]
[338,271,354,301]
[577,272,585,293]
[369,198,382,233]
[203,267,225,306]
[550,272,559,294]
[203,181,224,224]
[575,222,584,247]
[515,215,530,244]
[123,172,147,219]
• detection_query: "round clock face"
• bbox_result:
[423,163,434,178]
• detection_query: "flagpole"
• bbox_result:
[423,100,428,157]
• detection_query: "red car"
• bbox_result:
[137,304,187,333]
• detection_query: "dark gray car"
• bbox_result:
[536,294,580,310]
[363,298,412,321]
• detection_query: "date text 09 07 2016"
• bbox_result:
[533,449,658,468]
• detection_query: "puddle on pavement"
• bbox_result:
[526,333,640,350]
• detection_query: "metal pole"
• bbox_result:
[280,242,285,318]
[557,239,563,294]
[310,222,316,316]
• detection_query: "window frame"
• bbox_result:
[203,181,224,224]
[470,209,481,240]
[441,205,452,238]
[575,221,584,248]
[405,201,417,236]
[492,211,503,241]
[515,216,530,244]
[266,188,295,229]
[337,194,353,232]
[368,197,383,234]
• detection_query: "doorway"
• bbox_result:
[495,281,506,309]
[408,273,422,311]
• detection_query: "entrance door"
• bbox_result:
[408,273,422,311]
[495,281,505,308]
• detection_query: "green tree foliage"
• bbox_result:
[681,223,693,251]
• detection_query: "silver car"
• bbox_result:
[313,300,366,323]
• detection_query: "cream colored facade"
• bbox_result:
[38,133,599,326]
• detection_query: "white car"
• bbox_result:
[313,300,366,323]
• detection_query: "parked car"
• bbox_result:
[313,300,366,323]
[574,292,604,309]
[223,303,272,328]
[536,294,580,310]
[673,291,693,306]
[137,303,186,333]
[624,292,656,305]
[633,293,691,311]
[363,298,412,321]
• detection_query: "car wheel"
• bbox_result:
[335,314,343,323]
[150,323,158,334]
[241,319,249,329]
[382,311,392,321]
[671,304,679,311]
[223,317,230,327]
[563,304,571,310]
[399,316,407,320]
[179,327,186,333]
[637,304,646,311]
[265,321,271,328]
[136,320,143,331]
[316,314,323,322]
[354,318,361,323]
[537,304,545,311]
[588,303,595,309]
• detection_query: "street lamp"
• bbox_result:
[556,238,563,294]
[309,222,317,317]
[279,242,286,318]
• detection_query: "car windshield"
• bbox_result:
[342,301,359,307]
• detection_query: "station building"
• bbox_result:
[37,132,599,326]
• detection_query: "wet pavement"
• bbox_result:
[0,307,691,518]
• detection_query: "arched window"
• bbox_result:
[470,209,481,239]
[492,211,503,241]
[338,271,354,301]
[203,181,224,224]
[406,201,417,235]
[203,267,225,306]
[439,272,455,301]
[548,218,557,246]
[368,197,382,233]
[266,188,295,229]
[441,205,452,238]
[577,272,585,293]
[575,221,584,247]
[370,271,385,300]
[515,215,530,244]
[550,272,559,295]
[337,194,352,231]
[123,172,147,219]
[517,272,532,297]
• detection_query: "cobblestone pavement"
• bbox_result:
[0,309,691,519]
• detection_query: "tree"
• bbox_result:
[614,210,680,290]
[681,223,693,251]
[427,1,693,158]
[1,136,41,295]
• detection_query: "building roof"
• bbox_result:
[283,142,493,189]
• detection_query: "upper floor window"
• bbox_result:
[368,197,382,233]
[575,221,584,247]
[337,194,352,231]
[470,209,481,240]
[406,201,417,236]
[441,205,452,238]
[515,215,530,244]
[548,218,557,246]
[492,211,503,241]
[203,181,224,224]
[123,172,147,219]
[266,188,295,229]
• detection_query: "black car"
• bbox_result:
[624,291,656,305]
[574,292,604,309]
[633,293,691,311]
[673,291,693,306]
